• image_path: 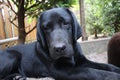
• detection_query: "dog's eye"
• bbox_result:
[43,26,52,33]
[63,22,70,25]
[63,22,71,30]
[43,22,53,31]
[63,22,69,25]
[44,26,50,30]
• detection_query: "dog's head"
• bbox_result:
[37,8,82,61]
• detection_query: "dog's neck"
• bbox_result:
[53,56,75,69]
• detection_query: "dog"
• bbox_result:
[1,8,120,80]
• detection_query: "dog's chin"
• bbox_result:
[50,51,74,61]
[53,56,75,69]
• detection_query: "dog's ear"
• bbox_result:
[64,8,85,65]
[65,8,82,41]
[36,13,46,49]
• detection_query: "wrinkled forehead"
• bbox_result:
[41,8,71,24]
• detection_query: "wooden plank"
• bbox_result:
[10,1,18,37]
[3,5,13,38]
[0,8,6,39]
[29,18,36,41]
[26,18,36,42]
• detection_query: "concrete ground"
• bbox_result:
[86,52,107,63]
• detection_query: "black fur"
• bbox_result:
[0,8,120,80]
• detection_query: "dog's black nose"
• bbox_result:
[54,44,66,52]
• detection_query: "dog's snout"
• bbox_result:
[54,43,66,52]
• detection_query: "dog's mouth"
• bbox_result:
[50,50,74,61]
[54,56,75,68]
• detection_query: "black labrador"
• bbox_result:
[0,8,120,80]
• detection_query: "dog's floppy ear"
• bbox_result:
[36,13,46,49]
[65,8,82,41]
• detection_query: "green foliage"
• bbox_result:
[102,0,120,34]
[11,0,76,22]
[25,0,76,18]
[85,0,104,35]
[55,0,76,7]
[102,26,115,36]
[85,0,120,36]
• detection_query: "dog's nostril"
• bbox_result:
[61,45,66,50]
[54,44,66,52]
